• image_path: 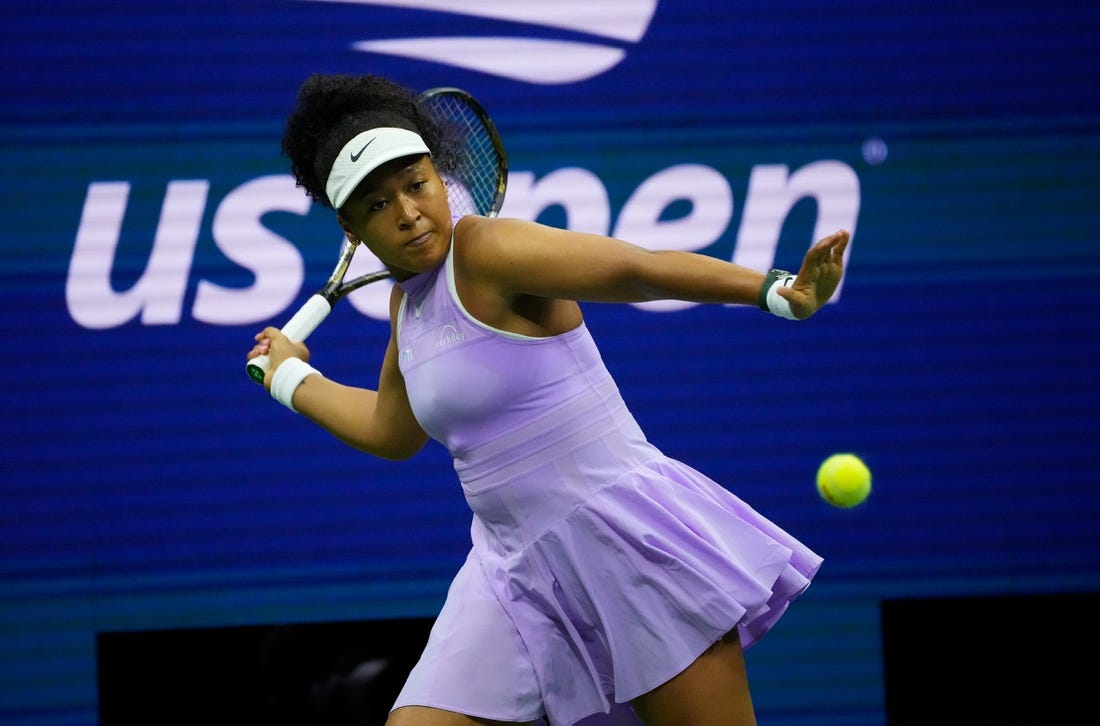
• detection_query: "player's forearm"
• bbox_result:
[630,250,767,305]
[292,376,426,459]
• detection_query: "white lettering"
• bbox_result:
[67,180,208,329]
[66,160,861,329]
[500,169,611,234]
[193,175,307,325]
[614,164,733,312]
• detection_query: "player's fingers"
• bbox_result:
[820,232,848,265]
[810,245,834,270]
[806,231,840,267]
[247,331,272,363]
[816,229,847,251]
[828,230,849,255]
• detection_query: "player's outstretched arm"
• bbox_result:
[463,217,847,314]
[462,217,766,305]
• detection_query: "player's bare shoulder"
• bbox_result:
[452,215,511,274]
[452,215,545,306]
[453,213,508,241]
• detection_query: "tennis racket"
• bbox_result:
[247,87,508,384]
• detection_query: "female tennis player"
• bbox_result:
[247,74,849,726]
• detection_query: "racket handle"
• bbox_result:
[246,294,333,385]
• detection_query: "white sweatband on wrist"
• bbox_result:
[759,269,799,320]
[270,358,321,412]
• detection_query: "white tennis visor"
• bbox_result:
[325,127,431,209]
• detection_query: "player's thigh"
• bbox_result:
[387,705,536,726]
[630,630,757,726]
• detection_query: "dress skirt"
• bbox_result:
[393,380,822,725]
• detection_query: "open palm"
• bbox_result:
[779,230,850,319]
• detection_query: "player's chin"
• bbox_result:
[386,263,418,281]
[414,234,450,263]
[394,248,443,278]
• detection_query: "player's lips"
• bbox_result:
[405,230,432,248]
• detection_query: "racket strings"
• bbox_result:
[427,95,503,217]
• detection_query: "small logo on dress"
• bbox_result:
[399,348,414,363]
[435,324,465,348]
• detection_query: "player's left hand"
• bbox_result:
[778,230,850,319]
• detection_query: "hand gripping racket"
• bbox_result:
[246,87,508,384]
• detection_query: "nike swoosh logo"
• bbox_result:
[350,137,376,162]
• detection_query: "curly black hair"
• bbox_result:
[282,74,458,208]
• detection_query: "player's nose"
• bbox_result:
[395,195,420,226]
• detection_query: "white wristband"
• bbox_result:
[760,270,799,320]
[270,358,321,412]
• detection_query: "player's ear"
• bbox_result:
[336,215,361,245]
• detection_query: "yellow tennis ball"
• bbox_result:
[816,453,871,508]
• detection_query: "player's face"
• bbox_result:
[338,154,453,281]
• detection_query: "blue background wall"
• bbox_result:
[3,1,1099,723]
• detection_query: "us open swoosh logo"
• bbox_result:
[301,0,659,84]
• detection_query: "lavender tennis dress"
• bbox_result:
[390,234,822,724]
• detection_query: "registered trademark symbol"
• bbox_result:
[861,137,888,165]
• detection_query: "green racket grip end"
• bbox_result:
[246,356,270,385]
